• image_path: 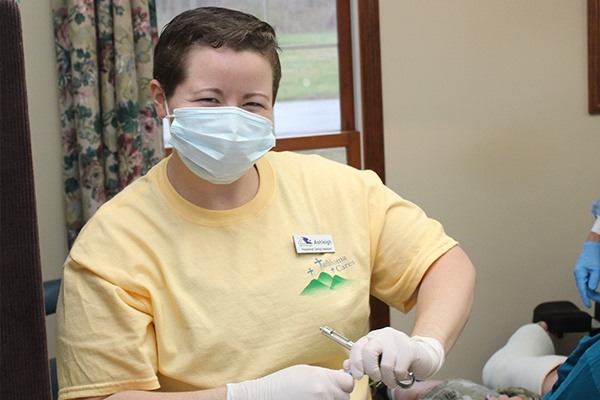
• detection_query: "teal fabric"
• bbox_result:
[543,333,600,400]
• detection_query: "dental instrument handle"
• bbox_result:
[320,326,354,350]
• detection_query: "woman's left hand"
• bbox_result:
[343,327,445,389]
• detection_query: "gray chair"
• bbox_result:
[533,300,600,338]
[45,279,62,400]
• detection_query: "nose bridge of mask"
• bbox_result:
[174,107,272,137]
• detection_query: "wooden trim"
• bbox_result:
[358,0,385,183]
[346,129,361,169]
[273,131,361,169]
[357,0,390,329]
[273,132,356,151]
[337,0,356,131]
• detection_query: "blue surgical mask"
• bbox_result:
[164,106,275,184]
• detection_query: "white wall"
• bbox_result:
[20,0,68,357]
[19,0,600,386]
[381,0,600,383]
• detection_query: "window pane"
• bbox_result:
[274,12,340,136]
[274,99,339,137]
[155,0,340,139]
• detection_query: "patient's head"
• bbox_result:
[153,6,281,104]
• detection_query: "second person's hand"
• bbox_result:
[574,241,600,308]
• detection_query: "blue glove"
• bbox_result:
[591,199,600,218]
[574,241,600,308]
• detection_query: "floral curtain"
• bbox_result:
[52,0,163,247]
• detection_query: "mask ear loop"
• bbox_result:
[162,99,172,142]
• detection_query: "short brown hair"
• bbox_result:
[153,7,282,104]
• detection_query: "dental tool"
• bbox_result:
[319,326,354,350]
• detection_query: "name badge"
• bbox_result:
[293,235,335,254]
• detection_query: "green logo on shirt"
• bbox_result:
[300,271,352,296]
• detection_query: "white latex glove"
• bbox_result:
[344,327,445,389]
[226,364,355,400]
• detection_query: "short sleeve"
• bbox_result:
[56,257,159,399]
[369,185,458,313]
